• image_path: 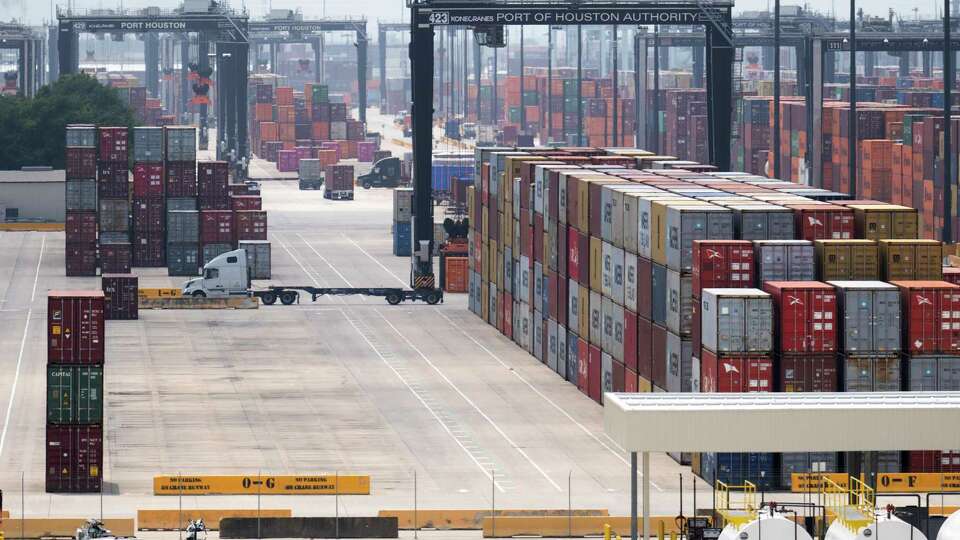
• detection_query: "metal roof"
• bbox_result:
[603,392,960,453]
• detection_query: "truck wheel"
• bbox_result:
[363,182,372,189]
[280,291,298,305]
[260,292,277,305]
[385,292,402,305]
[192,291,206,298]
[425,290,442,305]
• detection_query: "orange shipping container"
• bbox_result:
[444,256,468,293]
[279,123,295,142]
[312,121,330,140]
[254,103,273,122]
[317,149,338,167]
[276,87,294,106]
[259,121,278,142]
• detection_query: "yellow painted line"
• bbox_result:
[391,138,412,149]
[482,516,683,538]
[139,297,259,310]
[153,474,369,495]
[0,519,134,538]
[0,223,64,231]
[379,510,609,530]
[137,509,292,530]
[138,288,183,298]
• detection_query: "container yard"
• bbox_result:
[6,0,960,539]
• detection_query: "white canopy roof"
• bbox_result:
[603,392,960,453]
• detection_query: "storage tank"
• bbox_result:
[718,506,814,540]
[825,508,927,540]
[937,509,960,540]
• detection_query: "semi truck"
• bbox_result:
[357,156,408,189]
[182,249,442,305]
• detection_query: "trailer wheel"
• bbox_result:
[260,292,277,305]
[280,291,298,305]
[385,292,402,305]
[425,290,442,305]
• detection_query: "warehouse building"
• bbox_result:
[0,168,65,222]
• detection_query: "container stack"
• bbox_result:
[164,127,199,276]
[97,127,131,274]
[233,191,268,247]
[132,127,166,267]
[198,161,234,265]
[65,125,99,276]
[102,274,138,320]
[46,291,105,493]
[393,188,413,256]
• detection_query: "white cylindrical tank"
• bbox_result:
[718,507,814,540]
[937,509,960,540]
[825,510,928,540]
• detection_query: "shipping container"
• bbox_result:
[66,147,97,178]
[661,204,735,272]
[691,240,755,297]
[164,126,197,161]
[167,243,199,276]
[66,125,97,148]
[167,197,197,211]
[789,204,855,241]
[98,199,129,233]
[198,161,230,210]
[97,162,129,199]
[47,291,105,364]
[167,210,200,243]
[779,452,840,489]
[133,126,164,162]
[850,204,918,240]
[98,126,128,162]
[165,161,198,197]
[890,281,960,354]
[763,281,838,353]
[754,240,815,284]
[699,349,774,392]
[841,354,902,391]
[815,240,880,281]
[829,281,902,354]
[132,197,165,232]
[878,240,943,281]
[65,244,98,276]
[239,240,272,279]
[778,353,839,392]
[201,243,234,266]
[700,288,774,353]
[65,212,98,244]
[133,163,164,197]
[47,365,103,424]
[46,425,103,493]
[66,181,98,211]
[200,210,234,244]
[666,269,694,336]
[99,241,131,274]
[101,273,138,320]
[730,204,795,241]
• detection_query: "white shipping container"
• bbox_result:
[601,352,614,404]
[700,288,774,353]
[534,261,544,314]
[623,192,642,254]
[519,255,531,304]
[611,247,626,307]
[568,278,581,333]
[502,246,513,295]
[548,318,559,373]
[665,205,735,272]
[624,253,638,312]
[601,185,615,243]
[533,309,544,362]
[488,282,498,328]
[666,268,694,336]
[534,165,546,214]
[612,303,625,363]
[590,290,603,346]
[518,301,532,352]
[557,325,568,378]
[602,241,614,298]
[602,296,614,355]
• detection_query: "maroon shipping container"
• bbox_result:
[944,268,960,286]
[763,281,838,353]
[198,161,230,210]
[908,451,960,472]
[324,165,355,191]
[133,163,164,197]
[789,204,855,241]
[48,291,105,364]
[651,323,667,389]
[97,162,129,198]
[133,234,165,267]
[132,197,165,232]
[46,425,103,493]
[567,227,581,281]
[613,360,625,392]
[65,244,98,277]
[891,281,960,354]
[637,257,653,320]
[624,309,638,372]
[102,273,138,320]
[65,212,98,244]
[227,183,252,197]
[100,243,132,274]
[165,161,198,197]
[692,240,755,297]
[200,210,234,244]
[533,214,544,264]
[778,353,839,392]
[98,126,128,162]
[234,210,268,241]
[588,344,602,403]
[231,195,263,211]
[66,147,97,178]
[637,316,653,381]
[699,349,774,393]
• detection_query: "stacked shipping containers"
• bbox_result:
[65,126,99,276]
[46,291,105,493]
[198,161,234,265]
[164,127,200,276]
[97,127,131,274]
[132,127,166,267]
[393,188,413,256]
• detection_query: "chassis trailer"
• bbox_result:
[252,286,442,305]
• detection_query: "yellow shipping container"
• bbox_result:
[578,284,590,338]
[849,204,919,240]
[589,236,603,292]
[878,239,943,281]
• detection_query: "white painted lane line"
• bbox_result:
[338,308,508,492]
[0,234,45,458]
[376,309,564,492]
[297,233,359,288]
[434,308,664,492]
[272,233,347,305]
[341,234,408,287]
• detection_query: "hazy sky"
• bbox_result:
[8,0,948,28]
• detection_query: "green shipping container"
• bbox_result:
[47,365,103,424]
[564,97,579,114]
[311,85,329,104]
[522,91,539,107]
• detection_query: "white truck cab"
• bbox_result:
[182,249,250,297]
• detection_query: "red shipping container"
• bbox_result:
[165,161,198,197]
[891,280,960,354]
[65,244,98,277]
[534,214,544,264]
[200,210,235,244]
[557,276,567,327]
[588,344,602,403]
[198,161,230,210]
[133,234,165,267]
[778,353,839,392]
[700,349,774,393]
[576,232,589,285]
[577,338,589,395]
[651,323,667,389]
[637,316,653,381]
[231,195,263,211]
[692,240,755,297]
[100,243,132,274]
[48,291,105,364]
[944,268,960,286]
[520,210,532,258]
[789,204,855,241]
[97,161,129,194]
[133,163,164,197]
[235,210,268,241]
[624,309,638,372]
[132,197,165,232]
[66,147,97,179]
[908,451,960,472]
[65,212,98,244]
[763,281,838,353]
[625,368,638,393]
[98,126,128,162]
[568,227,581,281]
[613,360,625,392]
[102,273,138,321]
[46,425,103,493]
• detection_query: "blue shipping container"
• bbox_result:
[714,453,777,489]
[432,158,474,193]
[393,221,412,257]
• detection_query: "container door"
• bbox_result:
[788,244,816,280]
[679,211,708,272]
[844,290,873,353]
[47,366,74,424]
[874,289,902,353]
[768,212,795,240]
[759,244,786,283]
[844,356,874,391]
[939,356,960,390]
[716,297,745,352]
[908,357,939,390]
[745,298,773,353]
[875,356,902,391]
[76,366,103,424]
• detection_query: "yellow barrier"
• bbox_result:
[137,509,292,530]
[930,506,960,516]
[139,297,259,309]
[153,475,369,495]
[0,519,134,538]
[138,288,182,298]
[791,473,850,492]
[877,472,960,493]
[0,223,64,232]
[379,509,609,530]
[391,138,412,149]
[481,516,681,538]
